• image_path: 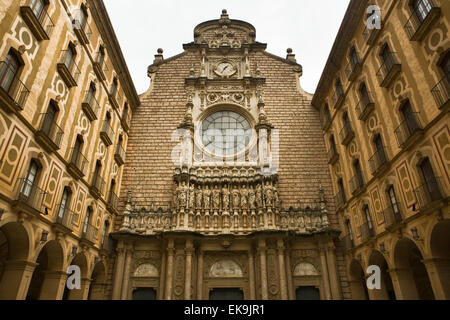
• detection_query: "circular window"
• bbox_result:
[201,111,252,156]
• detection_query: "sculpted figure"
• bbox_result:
[222,184,230,211]
[188,184,195,209]
[177,182,188,209]
[248,185,256,210]
[274,187,281,208]
[195,185,203,210]
[241,185,249,209]
[264,182,274,207]
[212,185,221,210]
[256,184,263,208]
[204,185,212,210]
[232,186,241,210]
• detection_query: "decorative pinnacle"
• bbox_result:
[287,48,293,54]
[220,9,230,21]
[157,48,163,54]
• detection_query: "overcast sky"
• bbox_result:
[103,0,350,95]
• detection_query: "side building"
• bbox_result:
[312,0,449,299]
[0,0,139,299]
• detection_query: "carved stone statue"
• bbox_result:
[212,185,221,210]
[248,185,256,210]
[232,186,240,210]
[264,182,273,208]
[256,184,263,208]
[195,185,203,210]
[274,187,281,208]
[177,181,188,209]
[241,186,248,209]
[222,184,230,211]
[204,185,212,210]
[188,184,195,209]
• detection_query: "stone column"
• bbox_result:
[277,239,288,300]
[158,250,167,300]
[248,248,256,300]
[258,238,268,300]
[284,247,294,300]
[165,239,175,300]
[0,260,37,300]
[325,243,342,299]
[388,267,419,300]
[319,247,332,300]
[197,249,204,300]
[422,258,450,300]
[112,242,126,300]
[121,245,133,300]
[184,239,194,300]
[39,271,67,300]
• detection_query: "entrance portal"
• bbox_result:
[132,288,157,300]
[209,288,244,300]
[296,286,320,300]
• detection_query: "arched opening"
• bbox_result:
[368,251,396,300]
[348,259,368,300]
[0,222,31,299]
[26,240,65,300]
[393,238,434,300]
[62,253,88,300]
[0,48,24,95]
[88,262,106,300]
[428,220,450,299]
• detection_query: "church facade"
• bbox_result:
[113,10,347,300]
[0,0,449,300]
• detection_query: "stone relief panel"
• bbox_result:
[210,259,243,278]
[293,262,319,276]
[134,263,159,278]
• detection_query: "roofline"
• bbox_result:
[311,0,368,109]
[88,0,140,109]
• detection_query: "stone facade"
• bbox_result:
[0,0,138,300]
[312,0,450,300]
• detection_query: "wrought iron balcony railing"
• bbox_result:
[72,17,92,45]
[359,222,375,243]
[90,174,106,198]
[369,147,389,175]
[345,55,362,81]
[334,190,346,209]
[81,90,100,121]
[321,111,332,131]
[414,178,446,211]
[107,191,119,213]
[100,121,114,146]
[431,73,449,109]
[349,175,365,195]
[14,178,47,215]
[376,52,401,88]
[355,92,375,121]
[36,113,64,152]
[68,148,89,179]
[54,204,77,230]
[404,0,441,41]
[339,121,355,146]
[342,234,355,251]
[0,61,30,112]
[57,50,81,88]
[327,145,339,165]
[331,86,345,109]
[114,144,126,166]
[383,206,403,229]
[20,0,55,41]
[93,52,108,81]
[108,89,122,110]
[81,223,97,244]
[394,112,423,148]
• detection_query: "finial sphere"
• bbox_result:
[222,9,227,14]
[287,48,293,54]
[157,48,163,54]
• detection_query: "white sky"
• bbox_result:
[103,0,350,95]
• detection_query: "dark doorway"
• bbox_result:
[132,288,157,300]
[296,286,320,300]
[209,288,244,300]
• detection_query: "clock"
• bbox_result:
[214,62,237,77]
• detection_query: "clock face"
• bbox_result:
[201,111,252,156]
[214,62,237,77]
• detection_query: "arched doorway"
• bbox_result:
[368,250,396,300]
[63,253,88,300]
[0,222,32,300]
[348,259,368,300]
[88,262,107,300]
[428,220,450,299]
[393,238,434,300]
[26,240,65,300]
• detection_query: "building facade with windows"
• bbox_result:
[0,0,449,301]
[312,0,449,300]
[0,0,139,300]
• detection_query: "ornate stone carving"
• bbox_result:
[210,260,244,278]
